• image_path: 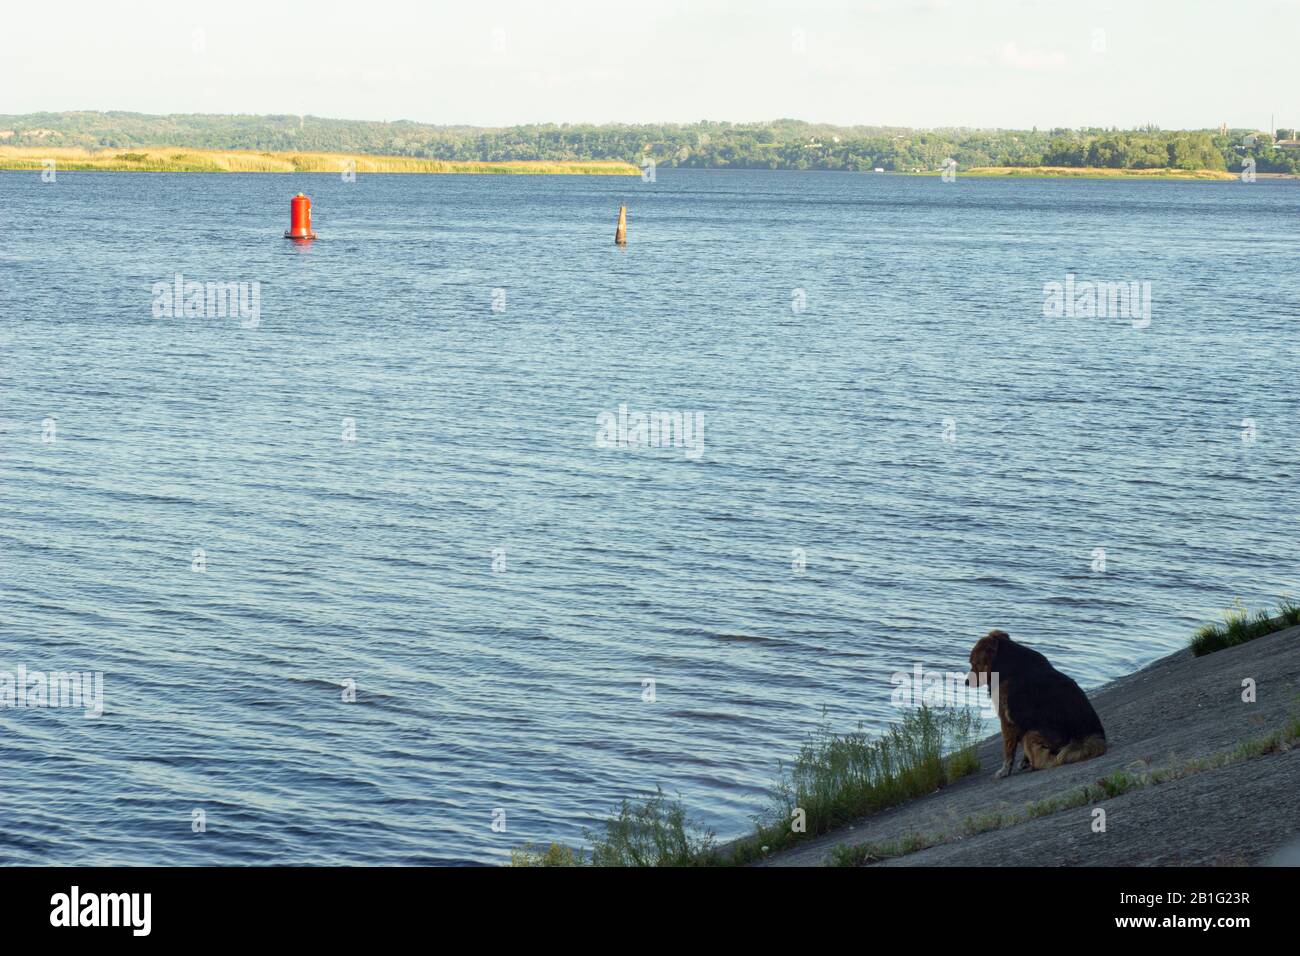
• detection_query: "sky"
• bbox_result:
[2,0,1297,130]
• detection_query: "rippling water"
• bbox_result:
[1,168,1297,864]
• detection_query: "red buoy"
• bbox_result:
[284,193,317,240]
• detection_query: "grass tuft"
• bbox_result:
[510,787,717,868]
[586,787,718,867]
[509,842,584,867]
[827,834,930,867]
[737,705,983,860]
[1190,598,1298,656]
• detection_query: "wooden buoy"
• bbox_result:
[614,205,628,245]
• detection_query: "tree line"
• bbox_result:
[3,112,1296,173]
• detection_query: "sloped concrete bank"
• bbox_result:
[757,625,1300,866]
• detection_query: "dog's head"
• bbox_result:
[966,629,1010,689]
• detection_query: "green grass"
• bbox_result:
[585,787,718,867]
[511,705,982,867]
[509,787,718,867]
[827,832,931,867]
[961,809,1016,835]
[1190,598,1300,656]
[509,842,585,867]
[733,705,982,862]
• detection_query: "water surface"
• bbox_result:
[1,169,1297,863]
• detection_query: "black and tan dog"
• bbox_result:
[967,630,1107,778]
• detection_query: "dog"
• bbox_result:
[967,630,1107,778]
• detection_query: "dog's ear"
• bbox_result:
[987,629,1010,640]
[969,635,995,671]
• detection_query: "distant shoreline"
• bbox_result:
[8,113,1297,179]
[5,147,1295,181]
[911,165,1242,181]
[0,146,639,176]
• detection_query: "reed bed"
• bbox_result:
[0,145,638,175]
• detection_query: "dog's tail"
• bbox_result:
[1053,734,1107,766]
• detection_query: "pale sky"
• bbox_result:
[3,0,1296,130]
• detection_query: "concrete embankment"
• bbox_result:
[757,624,1300,866]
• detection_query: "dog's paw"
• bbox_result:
[994,765,1012,779]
